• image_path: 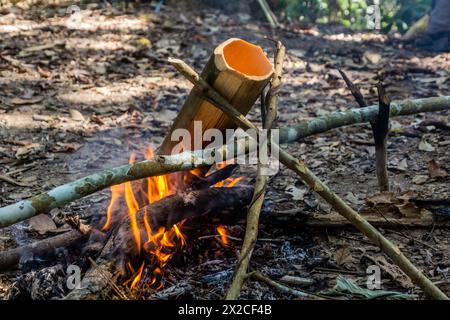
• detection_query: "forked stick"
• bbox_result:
[226,41,285,300]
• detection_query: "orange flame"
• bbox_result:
[130,262,145,289]
[102,184,124,231]
[123,153,142,254]
[217,225,228,245]
[210,161,244,188]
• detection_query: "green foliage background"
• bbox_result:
[272,0,432,32]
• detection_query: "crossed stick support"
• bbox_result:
[168,49,448,300]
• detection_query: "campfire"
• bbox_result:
[102,147,243,290]
[0,32,449,301]
[90,38,274,291]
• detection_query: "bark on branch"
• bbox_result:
[0,96,448,228]
[280,95,450,143]
[0,140,255,228]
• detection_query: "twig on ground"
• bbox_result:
[251,271,319,299]
[0,174,27,187]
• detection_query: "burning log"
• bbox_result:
[113,186,254,261]
[62,186,254,299]
[187,164,239,190]
[159,38,273,156]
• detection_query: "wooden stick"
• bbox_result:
[256,0,279,29]
[272,212,450,228]
[0,230,84,271]
[0,138,256,228]
[374,82,391,191]
[281,95,450,143]
[251,271,318,299]
[337,69,368,109]
[173,59,448,300]
[225,41,285,300]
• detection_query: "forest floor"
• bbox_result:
[0,2,449,299]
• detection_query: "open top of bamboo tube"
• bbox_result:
[214,38,274,80]
[159,38,273,157]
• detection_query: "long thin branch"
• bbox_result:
[172,59,448,300]
[225,41,285,300]
[0,139,255,228]
[280,95,450,143]
[0,96,448,228]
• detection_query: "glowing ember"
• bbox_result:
[102,147,243,289]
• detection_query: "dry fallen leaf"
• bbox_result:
[345,192,364,205]
[395,202,421,217]
[427,159,448,178]
[286,185,307,201]
[334,247,354,266]
[54,142,82,153]
[10,96,44,106]
[413,174,428,185]
[29,214,57,235]
[363,50,382,64]
[418,140,435,152]
[70,109,85,121]
[15,142,42,159]
[397,190,418,202]
[366,191,395,206]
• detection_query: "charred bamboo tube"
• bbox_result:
[159,38,273,155]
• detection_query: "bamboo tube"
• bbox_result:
[159,38,274,155]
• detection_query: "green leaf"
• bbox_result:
[322,276,417,300]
